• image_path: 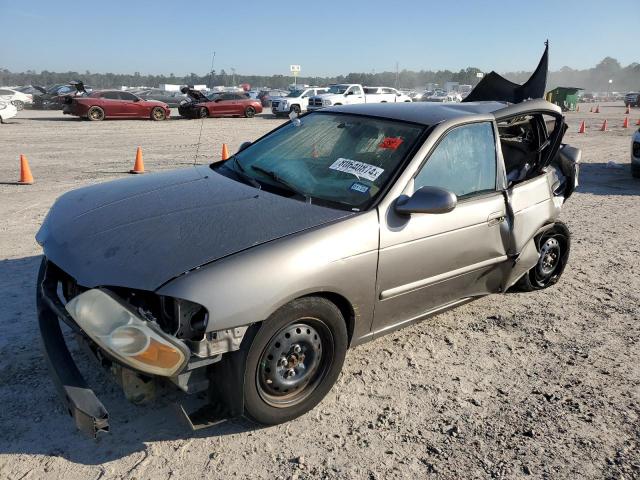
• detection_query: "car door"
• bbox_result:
[373,121,510,335]
[210,93,234,116]
[346,86,364,104]
[100,91,123,116]
[118,91,144,117]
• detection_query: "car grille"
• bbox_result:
[271,101,279,108]
[625,94,638,104]
[309,98,323,107]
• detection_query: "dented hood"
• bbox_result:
[36,166,351,291]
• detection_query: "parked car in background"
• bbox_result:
[308,84,415,111]
[271,87,328,116]
[36,99,579,436]
[258,89,289,108]
[0,88,33,110]
[178,88,262,118]
[15,85,47,98]
[63,90,170,121]
[33,81,91,110]
[624,92,640,107]
[137,89,186,108]
[363,87,412,103]
[424,90,462,103]
[631,128,640,178]
[0,100,17,123]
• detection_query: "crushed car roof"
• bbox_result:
[322,99,560,126]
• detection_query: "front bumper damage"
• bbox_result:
[37,260,109,437]
[37,258,256,436]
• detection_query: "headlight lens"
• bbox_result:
[66,289,189,376]
[323,99,332,106]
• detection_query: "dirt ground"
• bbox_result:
[0,103,638,480]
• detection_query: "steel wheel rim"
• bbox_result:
[533,236,562,286]
[256,318,333,408]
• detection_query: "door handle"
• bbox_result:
[487,211,506,226]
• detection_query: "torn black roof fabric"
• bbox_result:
[463,43,549,104]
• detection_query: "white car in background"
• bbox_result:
[0,100,18,123]
[0,88,33,110]
[271,87,329,116]
[363,86,412,103]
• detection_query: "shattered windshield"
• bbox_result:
[216,112,424,211]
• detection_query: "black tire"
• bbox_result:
[244,106,256,118]
[290,104,301,115]
[243,297,348,425]
[198,107,208,119]
[12,100,24,111]
[87,106,105,121]
[151,107,166,121]
[514,222,570,292]
[632,165,640,178]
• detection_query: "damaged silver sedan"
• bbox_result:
[36,96,580,436]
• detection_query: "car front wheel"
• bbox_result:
[12,100,24,111]
[514,222,570,291]
[151,107,166,121]
[198,107,208,118]
[244,106,256,118]
[243,297,348,425]
[87,106,105,121]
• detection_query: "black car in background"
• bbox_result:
[137,89,186,108]
[32,81,91,110]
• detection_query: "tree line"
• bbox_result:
[1,57,638,92]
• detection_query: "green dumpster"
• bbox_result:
[545,87,583,112]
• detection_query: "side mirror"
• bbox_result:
[394,186,457,215]
[133,97,141,102]
[346,91,354,96]
[238,141,252,152]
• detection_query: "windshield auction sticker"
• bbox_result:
[379,137,404,150]
[329,158,384,182]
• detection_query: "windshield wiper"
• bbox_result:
[250,165,311,202]
[224,155,261,189]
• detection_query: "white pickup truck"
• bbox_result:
[307,84,411,111]
[271,87,328,116]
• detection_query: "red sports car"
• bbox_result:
[178,88,263,118]
[63,90,171,121]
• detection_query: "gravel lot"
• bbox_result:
[0,104,638,480]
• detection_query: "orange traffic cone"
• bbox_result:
[578,121,586,134]
[625,105,630,114]
[600,119,608,131]
[623,117,629,128]
[595,104,600,114]
[129,146,145,174]
[221,143,229,160]
[18,154,34,184]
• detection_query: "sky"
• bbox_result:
[1,0,637,77]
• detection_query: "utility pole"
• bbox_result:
[395,61,399,89]
[231,67,236,87]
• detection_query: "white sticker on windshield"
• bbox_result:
[329,158,384,182]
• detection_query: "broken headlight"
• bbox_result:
[65,289,190,377]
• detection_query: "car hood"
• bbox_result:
[36,166,353,291]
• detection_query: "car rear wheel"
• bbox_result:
[244,106,256,118]
[151,107,166,121]
[514,222,570,291]
[198,107,208,119]
[87,106,105,121]
[243,297,348,425]
[12,100,24,111]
